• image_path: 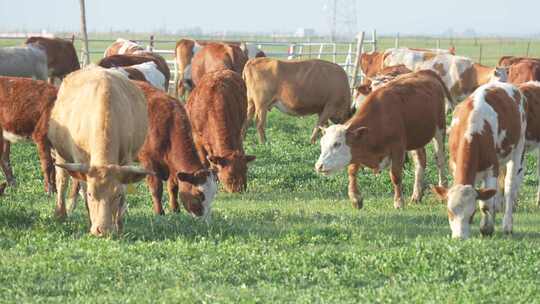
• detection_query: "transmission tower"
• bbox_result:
[326,0,358,41]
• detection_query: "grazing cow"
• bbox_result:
[112,61,166,91]
[25,36,80,83]
[419,54,507,100]
[174,39,265,98]
[242,58,352,144]
[359,47,454,77]
[0,46,48,81]
[433,82,526,239]
[354,64,412,106]
[132,81,218,217]
[0,76,57,193]
[103,38,144,57]
[189,43,248,91]
[98,53,170,91]
[517,82,540,206]
[315,70,449,209]
[187,70,256,193]
[48,66,150,236]
[507,60,540,84]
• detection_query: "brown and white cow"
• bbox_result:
[25,36,80,84]
[507,60,540,84]
[134,81,218,218]
[188,43,248,92]
[0,76,58,193]
[48,66,150,236]
[354,64,412,106]
[98,53,170,91]
[433,82,526,239]
[174,39,265,98]
[111,61,166,91]
[359,47,454,77]
[187,70,256,193]
[315,70,448,209]
[103,38,145,57]
[242,58,352,144]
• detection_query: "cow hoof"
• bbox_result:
[410,194,423,204]
[54,208,67,221]
[480,220,494,237]
[351,197,363,209]
[0,182,7,195]
[7,180,16,188]
[394,198,404,209]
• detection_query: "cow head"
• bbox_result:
[315,124,366,175]
[433,185,496,239]
[57,163,150,237]
[359,52,383,77]
[177,169,218,220]
[491,66,508,83]
[207,152,256,193]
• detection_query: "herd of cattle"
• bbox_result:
[0,36,539,239]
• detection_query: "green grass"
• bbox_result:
[1,109,540,303]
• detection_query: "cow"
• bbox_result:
[507,60,540,84]
[98,53,170,91]
[315,70,449,210]
[0,76,58,194]
[242,58,352,144]
[354,64,412,107]
[187,70,256,193]
[48,66,150,236]
[359,47,454,77]
[0,46,48,81]
[174,39,265,98]
[498,56,540,67]
[25,36,80,83]
[188,43,248,92]
[419,54,507,100]
[103,38,145,57]
[111,61,166,91]
[432,82,526,239]
[131,81,218,217]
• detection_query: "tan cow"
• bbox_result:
[242,58,352,144]
[48,66,150,236]
[433,82,526,239]
[498,56,540,67]
[103,38,145,57]
[507,60,540,84]
[315,70,448,209]
[187,70,256,193]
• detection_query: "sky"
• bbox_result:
[0,0,539,36]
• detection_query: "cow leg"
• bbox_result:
[54,162,68,220]
[115,193,126,234]
[390,149,405,209]
[494,167,506,213]
[479,172,497,237]
[311,106,333,144]
[242,99,256,140]
[78,180,92,226]
[255,108,268,144]
[0,132,6,194]
[147,175,164,215]
[502,139,525,234]
[66,178,80,214]
[167,176,180,213]
[537,149,540,207]
[0,142,16,187]
[33,132,56,194]
[348,163,363,209]
[433,127,447,187]
[410,148,426,203]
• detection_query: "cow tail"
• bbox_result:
[434,72,455,110]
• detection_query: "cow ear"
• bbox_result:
[245,155,256,163]
[476,188,497,200]
[432,186,448,201]
[207,156,228,168]
[113,165,151,184]
[56,163,89,181]
[177,169,209,185]
[348,126,368,139]
[318,126,327,135]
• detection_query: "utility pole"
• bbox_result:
[79,0,90,66]
[327,0,358,42]
[331,0,337,42]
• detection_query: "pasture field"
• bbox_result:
[1,110,540,303]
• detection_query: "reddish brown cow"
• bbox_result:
[507,60,540,84]
[433,82,526,239]
[187,70,256,193]
[0,76,57,193]
[25,36,80,83]
[134,81,218,217]
[98,53,170,91]
[188,43,248,92]
[315,70,448,209]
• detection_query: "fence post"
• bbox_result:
[71,33,75,43]
[436,39,440,49]
[394,33,400,48]
[350,31,365,92]
[149,35,155,52]
[372,29,377,51]
[318,44,324,59]
[526,41,531,57]
[287,43,296,60]
[478,44,483,65]
[332,43,337,63]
